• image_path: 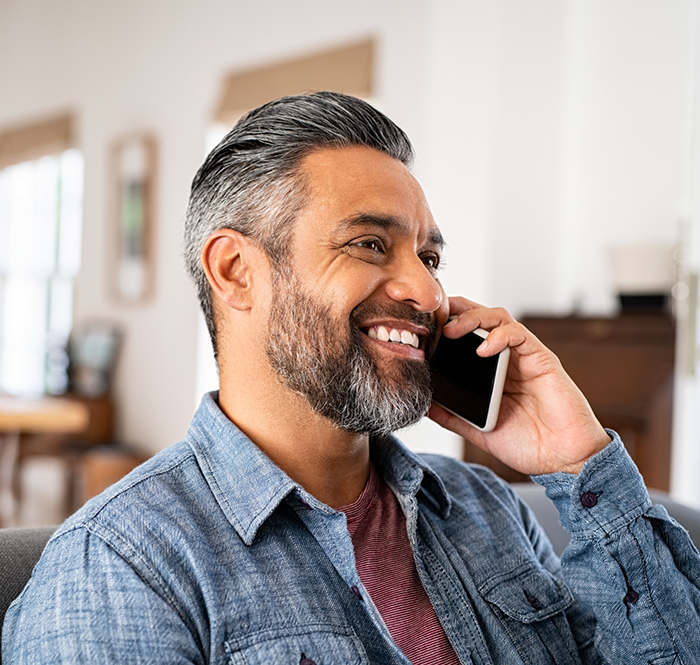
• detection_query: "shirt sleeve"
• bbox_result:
[533,431,700,665]
[2,526,204,664]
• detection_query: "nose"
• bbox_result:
[384,253,444,313]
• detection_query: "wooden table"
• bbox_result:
[0,396,89,526]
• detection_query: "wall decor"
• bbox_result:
[110,133,157,304]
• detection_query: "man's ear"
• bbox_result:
[200,229,264,311]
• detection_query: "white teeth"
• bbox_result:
[368,326,420,349]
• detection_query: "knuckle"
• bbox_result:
[493,306,513,321]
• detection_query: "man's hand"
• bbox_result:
[428,297,611,476]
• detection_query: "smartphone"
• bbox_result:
[430,328,510,432]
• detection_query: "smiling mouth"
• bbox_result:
[365,325,421,349]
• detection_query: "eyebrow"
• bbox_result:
[336,213,445,249]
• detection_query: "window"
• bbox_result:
[0,148,83,396]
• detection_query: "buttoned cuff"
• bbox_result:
[531,431,652,539]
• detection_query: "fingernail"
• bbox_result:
[477,340,488,353]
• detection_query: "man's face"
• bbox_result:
[265,146,449,435]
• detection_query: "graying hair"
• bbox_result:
[183,91,414,355]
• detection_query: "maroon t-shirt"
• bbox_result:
[339,464,460,665]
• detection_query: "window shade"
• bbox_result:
[0,113,74,169]
[215,38,374,125]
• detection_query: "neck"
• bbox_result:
[218,367,371,508]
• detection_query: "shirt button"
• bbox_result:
[300,657,316,665]
[299,498,312,510]
[351,585,363,601]
[581,491,598,508]
[526,594,542,610]
[624,588,639,604]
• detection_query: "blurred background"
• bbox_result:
[1,0,699,525]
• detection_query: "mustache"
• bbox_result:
[349,300,440,358]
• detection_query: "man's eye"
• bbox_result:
[355,239,384,253]
[421,253,440,270]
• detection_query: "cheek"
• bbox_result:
[254,286,275,331]
[317,266,386,313]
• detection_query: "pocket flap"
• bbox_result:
[225,624,367,665]
[479,563,573,623]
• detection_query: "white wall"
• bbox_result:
[556,0,693,315]
[672,0,700,508]
[419,0,693,317]
[1,0,697,483]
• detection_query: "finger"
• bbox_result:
[447,296,484,315]
[475,321,528,356]
[440,303,552,364]
[443,305,517,339]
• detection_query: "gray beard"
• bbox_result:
[265,269,435,436]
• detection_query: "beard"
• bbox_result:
[265,267,438,436]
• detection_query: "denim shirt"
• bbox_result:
[4,392,700,664]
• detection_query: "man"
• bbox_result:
[3,92,699,664]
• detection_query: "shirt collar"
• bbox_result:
[187,392,452,545]
[370,432,452,519]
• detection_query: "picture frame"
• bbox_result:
[109,133,157,304]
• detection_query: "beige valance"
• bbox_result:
[0,113,74,169]
[215,38,374,125]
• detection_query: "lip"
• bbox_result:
[359,319,429,361]
[365,336,426,361]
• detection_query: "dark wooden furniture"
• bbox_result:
[12,395,116,521]
[0,397,89,527]
[461,313,675,491]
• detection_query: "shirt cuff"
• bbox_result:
[531,430,652,539]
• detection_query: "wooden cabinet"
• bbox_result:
[461,314,675,491]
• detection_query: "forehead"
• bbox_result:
[293,145,442,246]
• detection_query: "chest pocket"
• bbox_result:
[479,563,579,664]
[225,624,369,665]
[479,562,573,623]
